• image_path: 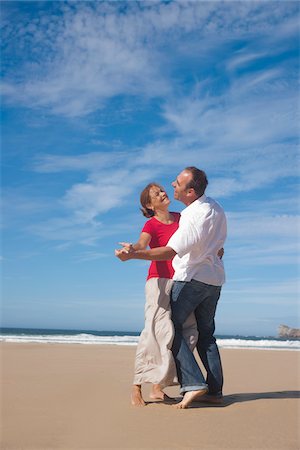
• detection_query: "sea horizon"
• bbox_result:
[1,326,299,350]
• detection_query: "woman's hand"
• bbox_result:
[115,248,132,261]
[118,242,134,254]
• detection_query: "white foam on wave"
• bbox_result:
[0,334,299,350]
[0,333,139,346]
[217,339,300,351]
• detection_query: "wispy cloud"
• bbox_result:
[227,50,268,72]
[1,1,298,117]
[2,2,298,208]
[227,212,300,239]
[225,211,300,266]
[2,1,299,252]
[32,152,128,173]
[28,217,103,246]
[73,251,109,263]
[2,2,299,334]
[223,278,300,306]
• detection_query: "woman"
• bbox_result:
[116,183,198,406]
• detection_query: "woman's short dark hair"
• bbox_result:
[140,183,163,218]
[184,166,208,197]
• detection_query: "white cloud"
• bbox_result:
[8,133,298,244]
[27,208,143,246]
[73,251,109,263]
[227,50,268,72]
[162,77,297,150]
[61,166,158,222]
[227,212,300,239]
[223,278,300,306]
[2,2,170,117]
[225,243,300,267]
[224,210,300,266]
[33,152,128,173]
[26,215,104,245]
[2,1,299,250]
[1,1,298,117]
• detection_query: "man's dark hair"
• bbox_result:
[184,166,208,197]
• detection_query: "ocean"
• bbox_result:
[0,327,299,350]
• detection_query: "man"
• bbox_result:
[116,167,226,408]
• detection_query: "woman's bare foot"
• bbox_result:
[149,384,173,402]
[131,385,146,407]
[173,389,208,409]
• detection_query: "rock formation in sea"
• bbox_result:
[278,324,300,339]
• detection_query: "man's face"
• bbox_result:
[171,170,193,204]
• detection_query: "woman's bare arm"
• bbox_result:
[119,232,151,252]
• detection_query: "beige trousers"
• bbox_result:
[133,278,198,387]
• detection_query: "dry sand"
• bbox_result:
[1,343,299,450]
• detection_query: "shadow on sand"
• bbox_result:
[189,390,300,408]
[146,390,300,408]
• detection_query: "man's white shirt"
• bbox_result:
[167,195,227,286]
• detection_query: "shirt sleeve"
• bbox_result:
[142,219,153,236]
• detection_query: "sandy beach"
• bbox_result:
[1,343,299,450]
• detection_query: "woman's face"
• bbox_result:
[148,185,170,211]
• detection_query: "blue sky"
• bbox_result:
[1,1,299,336]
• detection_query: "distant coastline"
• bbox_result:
[278,324,300,339]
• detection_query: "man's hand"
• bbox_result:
[115,248,133,261]
[118,242,134,254]
[115,245,176,262]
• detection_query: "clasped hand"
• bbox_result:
[115,242,134,261]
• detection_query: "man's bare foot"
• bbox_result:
[173,389,208,409]
[149,384,173,402]
[131,385,146,407]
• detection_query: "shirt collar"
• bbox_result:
[181,194,207,215]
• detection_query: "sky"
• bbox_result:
[1,0,299,336]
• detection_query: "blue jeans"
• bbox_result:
[171,279,223,395]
